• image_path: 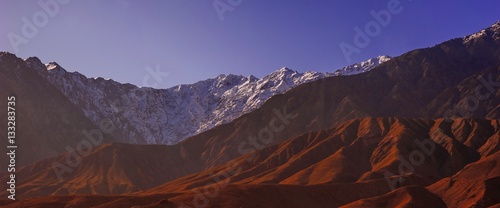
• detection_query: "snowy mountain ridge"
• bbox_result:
[332,55,391,76]
[463,20,500,43]
[25,55,391,144]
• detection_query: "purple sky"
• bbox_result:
[1,0,499,88]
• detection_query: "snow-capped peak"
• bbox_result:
[277,67,293,72]
[247,75,258,82]
[332,55,391,76]
[464,20,500,43]
[490,20,500,31]
[267,67,295,76]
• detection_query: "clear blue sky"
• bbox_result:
[1,0,499,88]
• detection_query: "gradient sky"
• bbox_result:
[1,0,499,88]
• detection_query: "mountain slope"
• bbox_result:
[428,151,500,207]
[343,151,500,208]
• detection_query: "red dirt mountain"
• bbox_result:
[2,118,499,207]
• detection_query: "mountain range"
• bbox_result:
[0,50,390,166]
[26,54,390,145]
[0,21,499,207]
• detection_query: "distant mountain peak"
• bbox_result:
[214,73,248,89]
[215,73,247,82]
[278,67,292,72]
[375,55,392,61]
[269,67,297,77]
